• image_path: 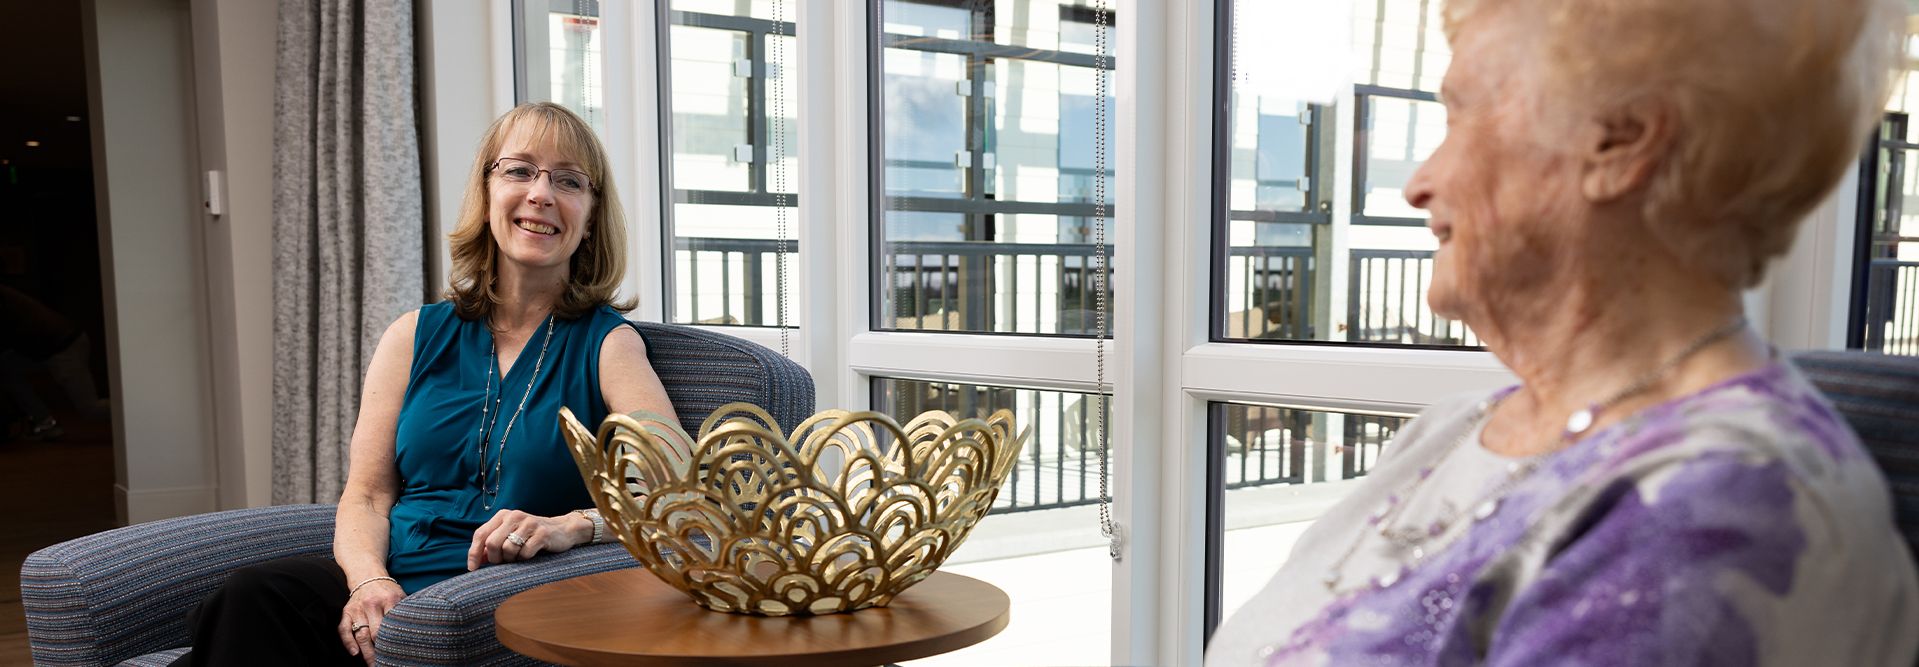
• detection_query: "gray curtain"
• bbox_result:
[272,0,425,505]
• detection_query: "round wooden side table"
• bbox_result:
[494,568,1011,667]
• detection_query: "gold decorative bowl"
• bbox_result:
[558,403,1027,616]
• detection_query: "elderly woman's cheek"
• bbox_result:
[1426,242,1471,321]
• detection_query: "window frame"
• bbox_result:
[654,5,802,330]
[868,1,1120,337]
[507,2,1523,664]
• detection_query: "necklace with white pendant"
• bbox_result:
[1316,317,1748,594]
[476,313,556,511]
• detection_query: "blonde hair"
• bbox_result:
[1444,0,1905,288]
[445,102,633,323]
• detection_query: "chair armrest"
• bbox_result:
[21,504,338,667]
[375,543,640,667]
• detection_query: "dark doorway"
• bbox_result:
[0,1,120,662]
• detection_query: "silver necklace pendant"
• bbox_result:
[1474,498,1499,520]
[1565,407,1596,434]
[1373,568,1401,589]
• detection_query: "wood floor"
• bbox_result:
[0,408,118,666]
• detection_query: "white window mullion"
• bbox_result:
[1113,0,1170,662]
[1161,0,1221,662]
[605,0,666,322]
[818,0,870,410]
[847,332,1100,393]
[1183,343,1515,415]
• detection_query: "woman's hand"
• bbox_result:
[467,509,593,570]
[336,578,405,666]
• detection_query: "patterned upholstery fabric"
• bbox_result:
[633,322,815,435]
[114,648,187,667]
[24,323,814,666]
[22,505,337,667]
[1791,350,1919,555]
[376,544,636,666]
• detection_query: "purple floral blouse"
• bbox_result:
[1207,363,1919,666]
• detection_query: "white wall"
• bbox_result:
[77,0,509,518]
[418,0,511,300]
[1764,171,1861,351]
[82,0,220,524]
[187,0,278,509]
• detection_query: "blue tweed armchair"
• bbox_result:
[21,323,814,667]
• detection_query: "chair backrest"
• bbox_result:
[633,322,815,436]
[1791,350,1919,556]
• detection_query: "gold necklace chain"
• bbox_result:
[477,314,556,511]
[1319,317,1748,593]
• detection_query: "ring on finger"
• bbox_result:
[351,622,369,633]
[506,532,527,547]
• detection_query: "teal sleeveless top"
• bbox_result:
[386,301,644,593]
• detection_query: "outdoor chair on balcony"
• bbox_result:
[20,322,814,667]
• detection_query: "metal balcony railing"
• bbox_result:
[879,241,1111,335]
[1222,246,1315,340]
[679,239,1478,350]
[1218,404,1408,489]
[1348,249,1480,346]
[1864,260,1919,356]
[872,378,1110,514]
[674,237,796,327]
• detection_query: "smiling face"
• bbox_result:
[1404,10,1587,332]
[487,121,596,279]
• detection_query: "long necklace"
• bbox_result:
[1320,317,1748,593]
[476,313,556,511]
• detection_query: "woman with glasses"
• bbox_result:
[1208,0,1919,664]
[171,102,678,666]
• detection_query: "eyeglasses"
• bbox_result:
[487,157,596,196]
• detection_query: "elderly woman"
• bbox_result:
[171,102,677,666]
[1209,0,1919,665]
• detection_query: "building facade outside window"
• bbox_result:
[876,0,1116,336]
[660,0,801,328]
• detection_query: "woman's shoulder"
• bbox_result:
[1605,362,1864,473]
[413,300,456,325]
[1563,362,1892,549]
[565,305,637,341]
[407,301,468,350]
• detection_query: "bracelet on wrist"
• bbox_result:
[350,576,398,597]
[574,508,605,544]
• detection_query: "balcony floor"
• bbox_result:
[902,517,1314,666]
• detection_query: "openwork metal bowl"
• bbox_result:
[558,403,1027,616]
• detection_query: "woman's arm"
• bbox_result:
[332,310,416,665]
[597,324,678,420]
[466,323,681,566]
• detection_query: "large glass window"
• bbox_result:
[662,0,799,327]
[1202,402,1412,639]
[875,0,1116,336]
[875,377,1112,666]
[1855,113,1919,355]
[515,0,607,135]
[1851,7,1919,355]
[1212,0,1476,347]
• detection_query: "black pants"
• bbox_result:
[170,557,362,667]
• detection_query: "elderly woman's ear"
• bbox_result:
[1579,97,1676,203]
